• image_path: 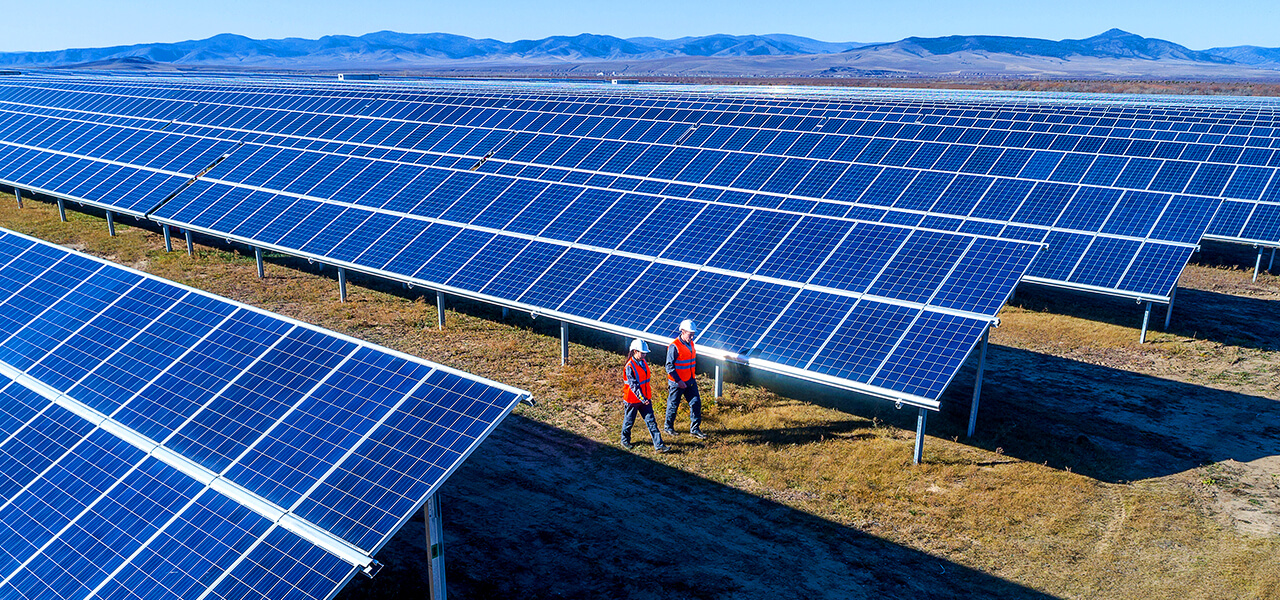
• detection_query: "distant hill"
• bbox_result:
[864,29,1233,63]
[0,32,868,67]
[2,29,1279,79]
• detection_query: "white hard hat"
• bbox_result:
[679,319,697,333]
[629,339,650,353]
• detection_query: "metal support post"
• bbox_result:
[501,306,509,320]
[338,268,348,302]
[714,361,724,398]
[560,321,569,366]
[424,494,446,600]
[254,247,264,278]
[1254,246,1264,282]
[967,326,989,438]
[1271,247,1277,274]
[436,292,445,329]
[162,224,172,252]
[106,211,115,236]
[913,408,927,465]
[184,230,194,256]
[56,198,66,222]
[13,188,20,208]
[1164,286,1176,330]
[1139,301,1152,344]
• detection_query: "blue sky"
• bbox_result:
[6,0,1278,53]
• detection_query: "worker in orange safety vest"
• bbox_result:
[664,319,707,440]
[621,339,669,452]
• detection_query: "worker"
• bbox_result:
[621,339,669,453]
[665,319,707,439]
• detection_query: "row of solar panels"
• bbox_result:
[32,73,1280,133]
[0,226,529,600]
[45,76,1280,145]
[0,84,1245,302]
[6,78,1275,258]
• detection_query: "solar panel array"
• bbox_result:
[1,73,1272,406]
[0,227,529,600]
[0,75,1061,409]
[0,76,1273,300]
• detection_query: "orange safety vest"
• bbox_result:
[668,337,696,382]
[622,358,651,404]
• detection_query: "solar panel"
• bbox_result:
[0,227,531,600]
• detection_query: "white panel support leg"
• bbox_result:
[913,408,928,465]
[714,361,724,398]
[436,292,445,329]
[105,211,115,236]
[56,198,66,222]
[560,321,569,366]
[13,188,20,208]
[967,326,989,438]
[338,268,347,302]
[254,247,264,278]
[1254,246,1264,282]
[162,224,172,252]
[184,230,194,256]
[424,494,446,600]
[1164,286,1176,330]
[1139,301,1152,344]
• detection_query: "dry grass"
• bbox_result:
[2,194,1278,599]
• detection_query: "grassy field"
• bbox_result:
[1,194,1277,599]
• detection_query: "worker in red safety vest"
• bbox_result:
[621,339,669,452]
[664,319,707,439]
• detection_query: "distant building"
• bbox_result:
[338,73,378,81]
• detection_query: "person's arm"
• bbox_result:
[626,361,649,403]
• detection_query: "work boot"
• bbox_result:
[655,444,671,453]
[690,429,708,440]
[620,440,634,450]
[663,427,678,437]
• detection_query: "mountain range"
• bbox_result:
[3,29,1280,79]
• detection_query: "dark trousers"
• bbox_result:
[622,402,663,448]
[665,379,701,432]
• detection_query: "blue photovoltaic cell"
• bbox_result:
[558,255,650,319]
[871,311,988,399]
[1070,237,1144,289]
[0,227,529,600]
[754,216,854,281]
[810,300,917,383]
[699,280,798,353]
[650,270,747,334]
[933,238,1042,315]
[809,223,912,293]
[752,290,857,367]
[1205,200,1254,238]
[602,261,697,331]
[867,230,972,304]
[1119,243,1195,297]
